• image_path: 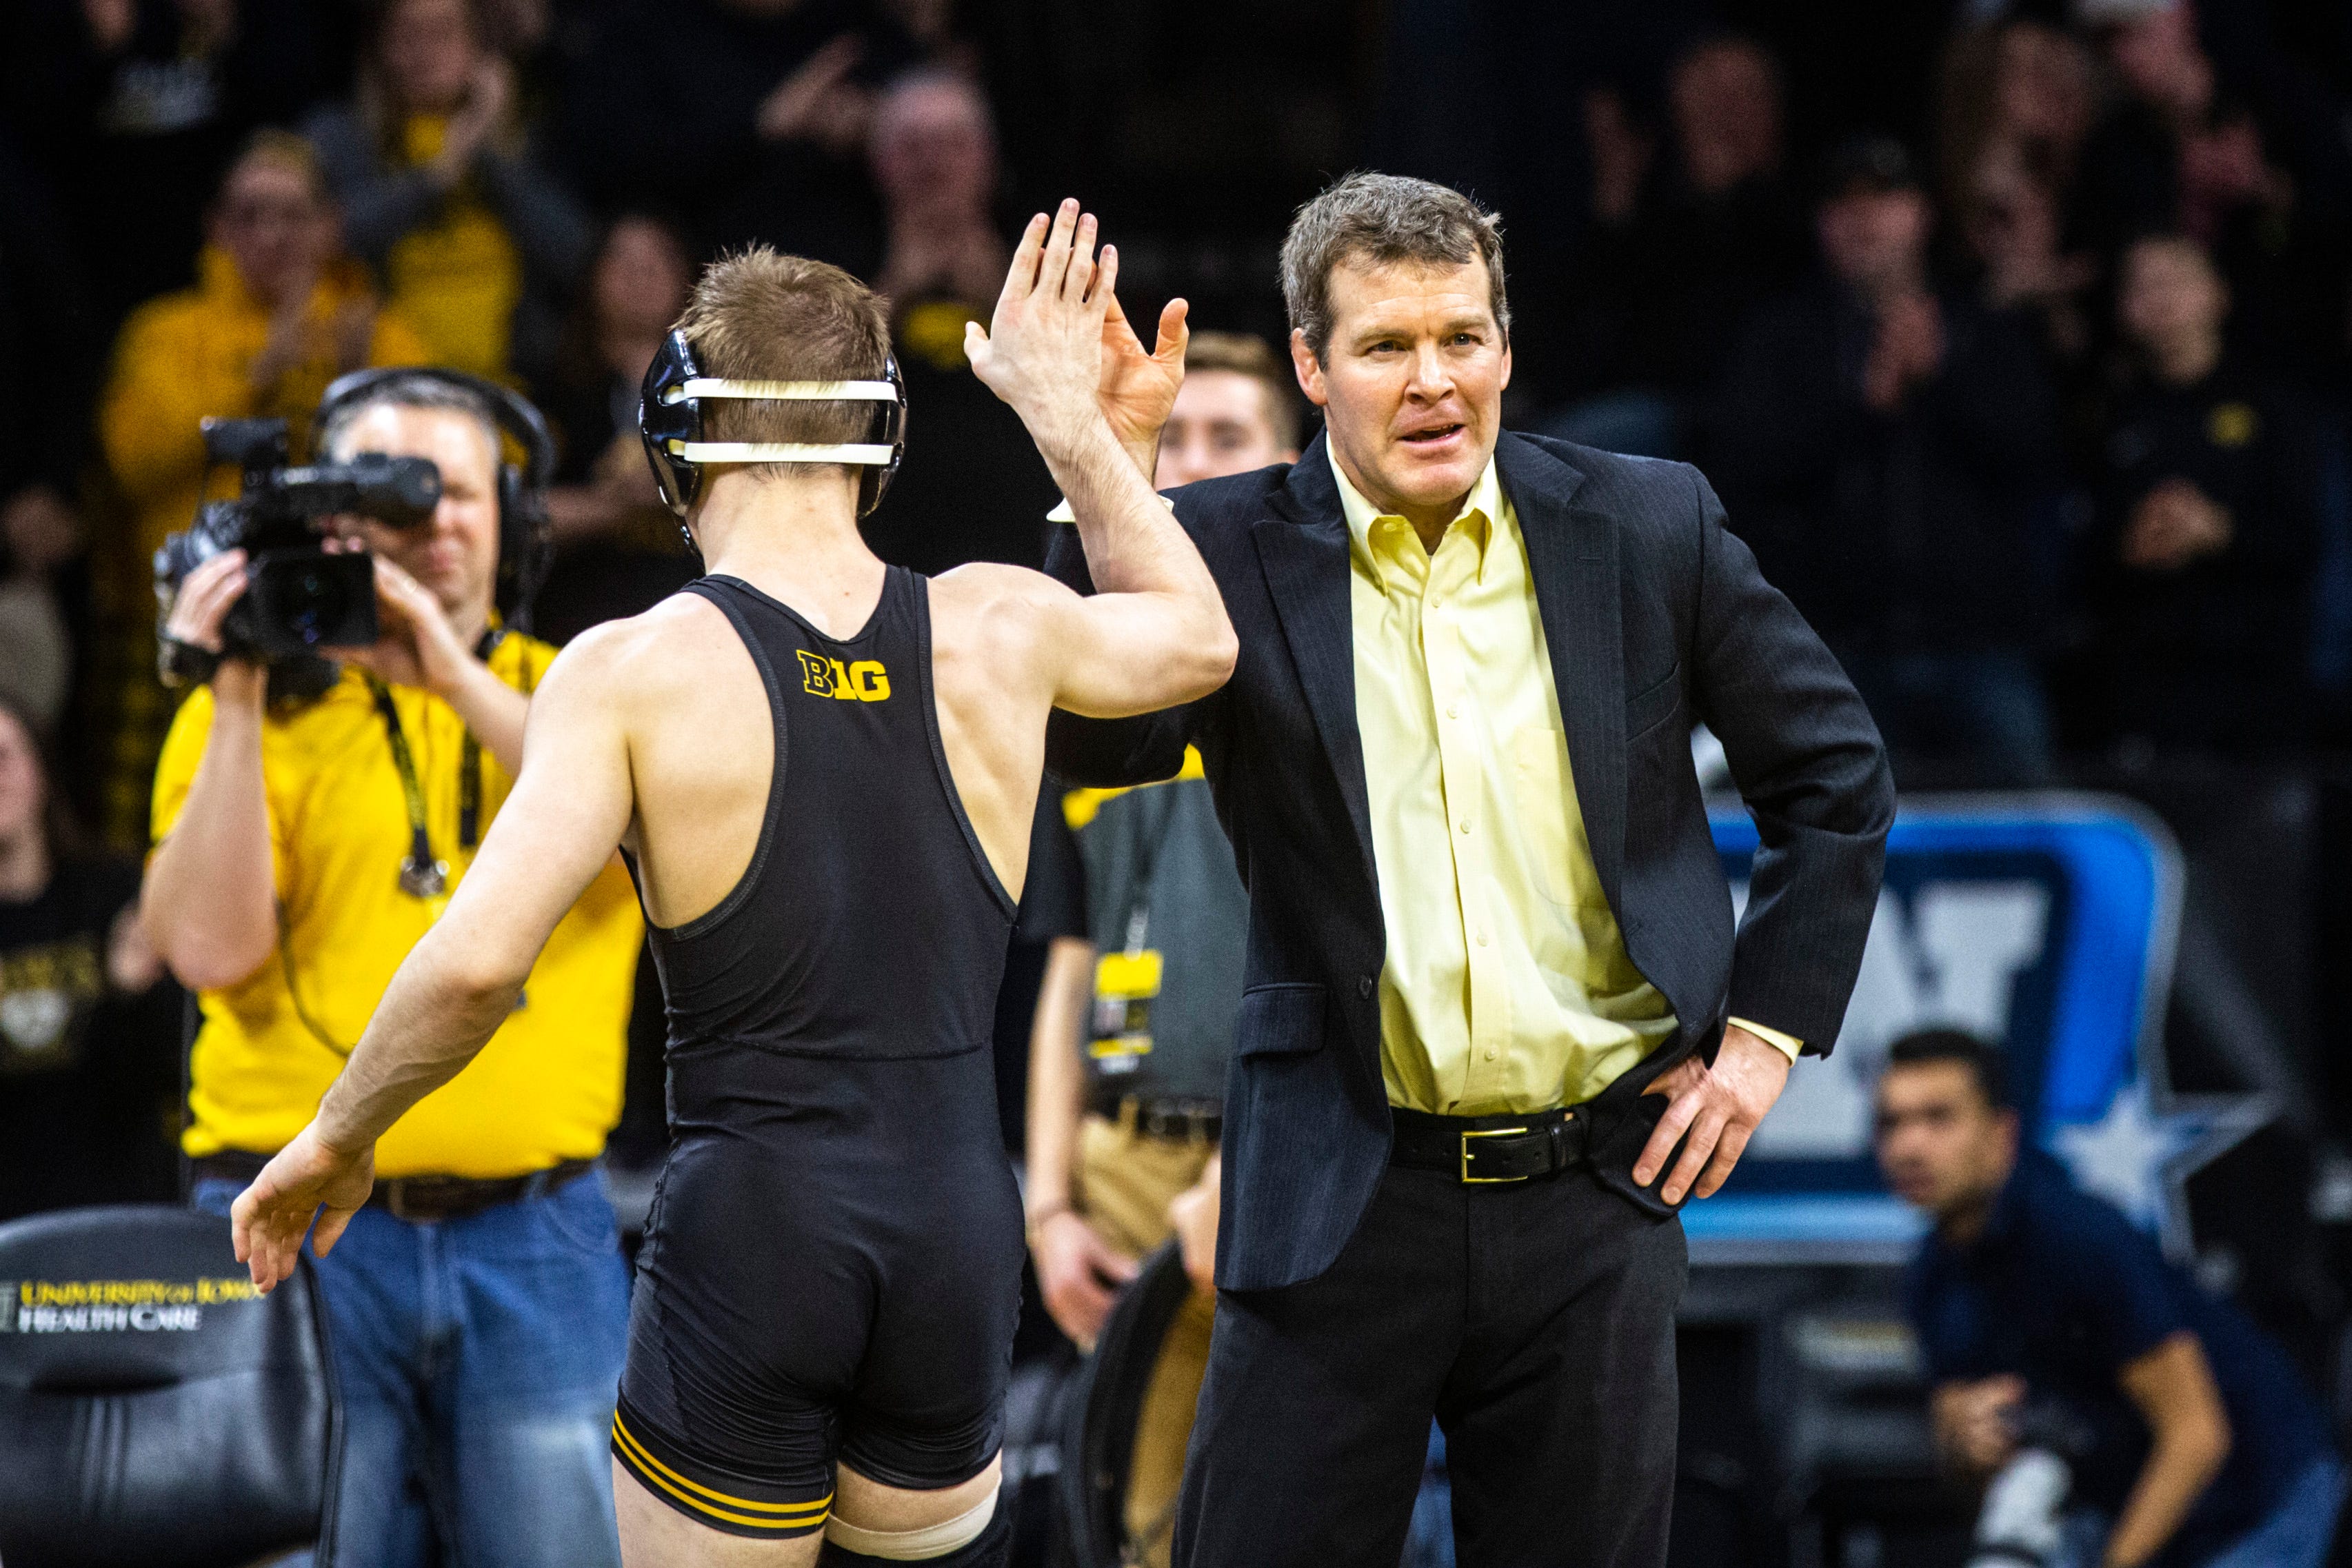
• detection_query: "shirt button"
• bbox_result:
[1483,1048,1497,1061]
[1446,703,1459,719]
[1358,975,1375,998]
[1476,932,1489,947]
[1459,819,1471,834]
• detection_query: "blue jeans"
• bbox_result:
[194,1170,632,1568]
[2056,1455,2347,1568]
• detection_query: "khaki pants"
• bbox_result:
[1074,1112,1217,1568]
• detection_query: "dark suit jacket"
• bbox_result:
[1045,432,1894,1291]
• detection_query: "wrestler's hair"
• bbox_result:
[1280,172,1510,362]
[671,247,892,456]
[1184,332,1301,454]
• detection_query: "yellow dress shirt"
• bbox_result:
[1336,450,1796,1116]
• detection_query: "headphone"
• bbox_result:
[316,367,558,634]
[639,328,907,541]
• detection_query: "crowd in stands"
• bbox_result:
[2,0,2350,1199]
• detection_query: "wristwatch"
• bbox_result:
[157,636,222,690]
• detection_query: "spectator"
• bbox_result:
[302,0,592,384]
[2091,233,2319,754]
[94,131,426,843]
[1547,34,1810,454]
[1707,134,2061,784]
[2072,1,2335,383]
[144,372,643,1566]
[555,0,918,272]
[1021,330,1298,1568]
[858,69,1058,575]
[5,0,323,332]
[532,213,699,643]
[0,695,178,1221]
[1936,22,2101,370]
[1876,1030,2344,1568]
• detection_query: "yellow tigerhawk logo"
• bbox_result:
[798,650,891,702]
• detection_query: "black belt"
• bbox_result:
[192,1152,597,1223]
[1087,1091,1223,1143]
[1388,1105,1587,1184]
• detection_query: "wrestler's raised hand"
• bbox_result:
[966,199,1115,452]
[230,1119,376,1292]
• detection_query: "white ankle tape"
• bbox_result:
[823,1490,997,1560]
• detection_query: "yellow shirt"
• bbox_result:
[152,639,642,1177]
[1336,451,1794,1114]
[382,114,524,381]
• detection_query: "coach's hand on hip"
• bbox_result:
[1635,1023,1792,1204]
[231,1120,376,1291]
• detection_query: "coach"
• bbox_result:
[1045,172,1894,1567]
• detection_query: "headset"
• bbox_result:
[638,328,907,541]
[315,366,558,634]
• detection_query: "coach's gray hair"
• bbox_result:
[315,370,501,471]
[1280,172,1510,362]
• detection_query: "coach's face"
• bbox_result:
[1293,255,1510,527]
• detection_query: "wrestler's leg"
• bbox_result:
[821,1457,1006,1565]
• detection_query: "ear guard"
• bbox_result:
[639,330,907,536]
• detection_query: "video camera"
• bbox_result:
[154,416,440,663]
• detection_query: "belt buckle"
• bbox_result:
[1460,1126,1531,1184]
[381,1178,412,1223]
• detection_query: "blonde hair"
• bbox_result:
[672,247,894,461]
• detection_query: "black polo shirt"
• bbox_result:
[1905,1149,2332,1558]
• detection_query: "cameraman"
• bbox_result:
[142,372,642,1568]
[1875,1032,2344,1568]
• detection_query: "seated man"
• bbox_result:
[1875,1030,2344,1568]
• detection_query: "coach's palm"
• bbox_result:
[1096,288,1189,465]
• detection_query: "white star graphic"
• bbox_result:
[2048,1078,2273,1263]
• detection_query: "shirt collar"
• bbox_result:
[1328,443,1503,573]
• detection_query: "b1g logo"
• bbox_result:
[798,650,890,702]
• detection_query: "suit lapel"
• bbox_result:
[1496,434,1626,913]
[1253,436,1378,888]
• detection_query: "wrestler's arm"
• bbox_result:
[230,634,639,1289]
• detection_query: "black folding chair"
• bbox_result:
[0,1204,341,1568]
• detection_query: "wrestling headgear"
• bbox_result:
[639,329,907,539]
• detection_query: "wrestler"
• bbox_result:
[228,199,1234,1567]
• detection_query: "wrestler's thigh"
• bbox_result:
[614,1459,823,1568]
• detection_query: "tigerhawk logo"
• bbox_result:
[797,650,891,702]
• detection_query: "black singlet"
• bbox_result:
[612,569,1026,1540]
[646,567,1015,1058]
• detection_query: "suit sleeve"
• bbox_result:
[1689,468,1894,1054]
[1039,520,1205,788]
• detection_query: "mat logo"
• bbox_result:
[797,651,890,702]
[2,1276,257,1334]
[1696,795,2269,1261]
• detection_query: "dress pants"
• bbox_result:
[1173,1159,1686,1568]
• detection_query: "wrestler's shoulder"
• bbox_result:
[536,592,742,701]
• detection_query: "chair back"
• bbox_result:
[0,1205,339,1568]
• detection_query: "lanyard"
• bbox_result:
[368,630,502,900]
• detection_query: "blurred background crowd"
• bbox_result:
[5,0,2352,1560]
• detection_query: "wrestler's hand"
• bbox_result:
[231,1120,376,1293]
[1634,1023,1791,1204]
[1031,1209,1137,1351]
[966,199,1114,456]
[1097,288,1188,478]
[1934,1375,2025,1476]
